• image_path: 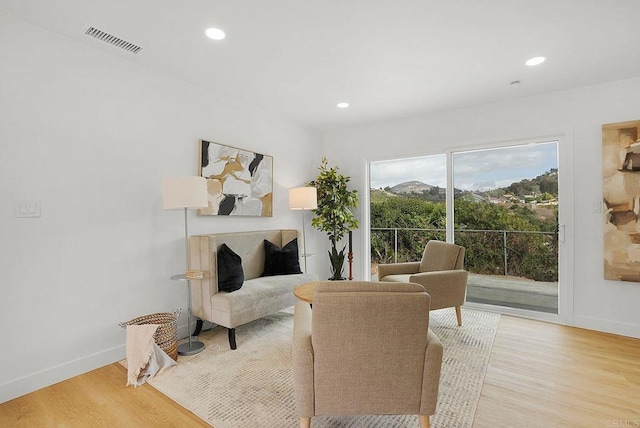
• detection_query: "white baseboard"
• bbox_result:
[573,315,640,339]
[0,344,125,404]
[466,302,640,340]
[0,321,191,404]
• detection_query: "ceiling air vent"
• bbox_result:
[82,26,144,55]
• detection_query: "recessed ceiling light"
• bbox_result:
[205,28,226,40]
[525,56,546,66]
[336,102,349,109]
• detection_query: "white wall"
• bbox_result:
[323,77,640,340]
[0,12,323,402]
[4,6,639,405]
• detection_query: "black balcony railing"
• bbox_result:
[371,227,558,282]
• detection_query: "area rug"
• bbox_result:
[147,308,500,428]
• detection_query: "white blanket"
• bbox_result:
[126,324,176,387]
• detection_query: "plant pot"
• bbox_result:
[328,245,346,281]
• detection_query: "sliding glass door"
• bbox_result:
[452,142,559,314]
[369,140,560,315]
[370,154,446,278]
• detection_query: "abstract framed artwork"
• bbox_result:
[603,119,640,281]
[198,140,273,217]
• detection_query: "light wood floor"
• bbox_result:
[474,316,640,428]
[0,363,210,428]
[1,315,639,428]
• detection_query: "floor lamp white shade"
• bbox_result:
[162,176,208,356]
[162,176,208,210]
[289,187,317,273]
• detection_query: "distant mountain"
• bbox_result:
[381,169,558,199]
[390,181,443,194]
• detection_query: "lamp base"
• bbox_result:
[177,341,205,356]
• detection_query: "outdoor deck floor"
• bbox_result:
[467,273,558,313]
[372,271,559,314]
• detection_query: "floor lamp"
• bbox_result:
[162,176,208,356]
[289,186,317,273]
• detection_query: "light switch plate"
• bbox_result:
[15,200,41,218]
[592,201,602,214]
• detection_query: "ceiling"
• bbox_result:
[3,0,640,131]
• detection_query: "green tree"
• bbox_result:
[308,157,359,279]
[371,194,558,281]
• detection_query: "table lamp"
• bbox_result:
[289,186,317,273]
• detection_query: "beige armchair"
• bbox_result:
[293,281,443,428]
[377,240,468,326]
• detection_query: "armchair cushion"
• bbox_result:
[376,261,420,281]
[379,273,412,283]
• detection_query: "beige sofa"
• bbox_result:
[188,229,318,349]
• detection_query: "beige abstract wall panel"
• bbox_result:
[198,140,273,217]
[603,120,640,281]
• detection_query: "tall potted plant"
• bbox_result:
[307,157,359,280]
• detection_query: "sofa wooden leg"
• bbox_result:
[228,328,237,350]
[192,319,204,336]
[419,415,430,428]
[300,417,311,428]
[455,306,462,326]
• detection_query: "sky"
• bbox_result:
[370,141,558,191]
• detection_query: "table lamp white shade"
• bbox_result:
[162,176,208,210]
[289,187,317,210]
[289,186,317,273]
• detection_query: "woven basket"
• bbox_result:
[121,309,181,361]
